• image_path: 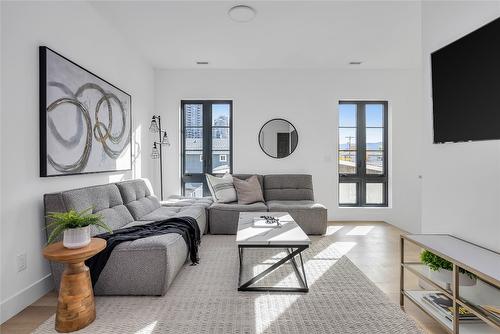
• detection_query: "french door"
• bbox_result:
[338,101,388,207]
[181,100,233,197]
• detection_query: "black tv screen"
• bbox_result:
[431,17,500,143]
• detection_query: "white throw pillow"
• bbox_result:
[205,173,237,203]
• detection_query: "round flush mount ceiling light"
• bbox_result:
[228,5,256,23]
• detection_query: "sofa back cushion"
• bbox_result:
[44,184,134,236]
[116,179,161,220]
[206,173,237,203]
[232,174,264,191]
[233,175,265,204]
[263,174,314,201]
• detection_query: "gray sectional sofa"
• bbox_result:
[43,174,326,296]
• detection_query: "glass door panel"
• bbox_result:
[182,101,233,197]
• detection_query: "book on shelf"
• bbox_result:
[421,292,480,323]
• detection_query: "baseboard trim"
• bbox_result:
[0,274,54,324]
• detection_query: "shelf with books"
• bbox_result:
[404,290,498,334]
[458,278,500,329]
[400,234,500,334]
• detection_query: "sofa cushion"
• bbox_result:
[162,196,213,208]
[233,175,265,204]
[263,174,314,201]
[58,184,134,232]
[232,174,264,191]
[266,200,327,235]
[206,173,237,203]
[209,201,267,212]
[94,232,188,296]
[266,200,326,210]
[138,206,207,235]
[208,201,268,234]
[139,207,182,221]
[116,179,161,220]
[90,206,135,234]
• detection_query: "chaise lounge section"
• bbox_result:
[44,179,211,296]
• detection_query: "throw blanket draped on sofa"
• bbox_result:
[86,217,200,286]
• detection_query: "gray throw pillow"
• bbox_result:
[206,173,237,203]
[232,175,265,205]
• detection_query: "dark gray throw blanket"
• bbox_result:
[86,216,200,286]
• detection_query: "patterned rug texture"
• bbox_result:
[34,234,422,334]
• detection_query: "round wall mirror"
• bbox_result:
[258,119,298,158]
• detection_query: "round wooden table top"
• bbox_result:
[43,238,106,263]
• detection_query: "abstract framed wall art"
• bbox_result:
[39,46,132,177]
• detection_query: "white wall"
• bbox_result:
[0,1,155,322]
[420,1,500,252]
[155,69,423,233]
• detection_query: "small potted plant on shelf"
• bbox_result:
[420,250,476,286]
[46,208,112,249]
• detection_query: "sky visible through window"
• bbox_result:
[339,104,384,145]
[212,104,230,126]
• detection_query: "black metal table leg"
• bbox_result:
[238,245,309,292]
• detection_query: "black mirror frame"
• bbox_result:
[258,118,299,159]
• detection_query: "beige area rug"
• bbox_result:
[34,234,422,334]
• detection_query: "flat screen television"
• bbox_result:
[431,17,500,143]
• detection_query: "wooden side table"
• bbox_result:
[43,238,106,333]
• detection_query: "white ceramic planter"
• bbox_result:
[63,226,91,249]
[428,267,476,286]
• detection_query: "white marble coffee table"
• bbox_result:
[236,212,310,292]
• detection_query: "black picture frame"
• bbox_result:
[39,46,132,177]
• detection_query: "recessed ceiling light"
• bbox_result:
[349,61,363,65]
[196,61,209,65]
[228,5,256,23]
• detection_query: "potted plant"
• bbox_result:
[47,208,112,249]
[420,250,476,286]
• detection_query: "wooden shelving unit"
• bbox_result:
[400,234,500,334]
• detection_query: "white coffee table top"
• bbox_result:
[236,212,311,246]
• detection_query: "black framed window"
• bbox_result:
[338,101,388,207]
[181,100,233,197]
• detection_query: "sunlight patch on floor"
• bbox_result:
[253,257,340,334]
[134,321,157,334]
[313,241,356,259]
[346,225,375,236]
[253,240,353,333]
[325,225,343,235]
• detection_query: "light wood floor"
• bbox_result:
[1,221,447,334]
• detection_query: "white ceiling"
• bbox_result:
[91,1,422,70]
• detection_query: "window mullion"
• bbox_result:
[204,102,212,175]
[358,102,366,206]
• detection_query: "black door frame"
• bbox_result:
[181,100,233,196]
[339,101,389,207]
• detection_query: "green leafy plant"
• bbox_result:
[46,207,112,244]
[420,250,475,279]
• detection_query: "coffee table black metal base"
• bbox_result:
[238,244,309,292]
